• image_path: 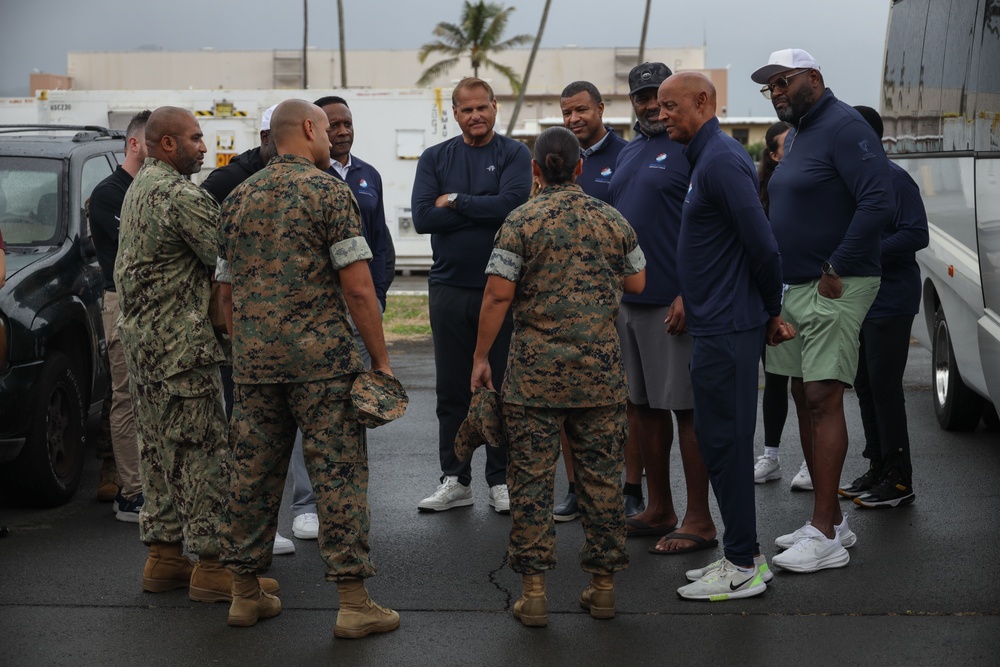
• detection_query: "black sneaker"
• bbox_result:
[838,465,883,499]
[854,478,915,508]
[115,492,144,523]
[624,494,645,518]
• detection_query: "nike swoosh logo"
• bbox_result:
[730,576,756,591]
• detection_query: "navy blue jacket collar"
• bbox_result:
[794,88,836,131]
[681,117,721,166]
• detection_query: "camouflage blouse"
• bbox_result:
[486,182,645,408]
[115,158,225,385]
[220,154,372,384]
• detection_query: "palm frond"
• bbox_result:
[418,41,461,64]
[481,56,522,94]
[416,56,460,86]
[480,6,514,47]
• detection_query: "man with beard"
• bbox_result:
[607,63,719,558]
[752,49,893,573]
[115,107,279,603]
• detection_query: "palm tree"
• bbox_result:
[417,1,533,92]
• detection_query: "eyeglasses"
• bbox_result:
[759,69,811,99]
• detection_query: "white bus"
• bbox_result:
[881,0,999,430]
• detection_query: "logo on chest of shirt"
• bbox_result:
[487,164,496,172]
[648,153,668,170]
[600,167,613,177]
[359,178,368,188]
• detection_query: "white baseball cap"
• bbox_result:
[259,103,279,131]
[751,48,821,84]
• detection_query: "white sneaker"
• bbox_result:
[273,532,295,555]
[790,460,813,490]
[686,554,773,583]
[677,558,767,601]
[775,512,857,550]
[488,484,510,514]
[418,476,473,512]
[772,524,849,573]
[292,512,319,539]
[753,455,781,483]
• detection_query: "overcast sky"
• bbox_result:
[0,0,891,116]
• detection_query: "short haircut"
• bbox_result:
[533,126,580,185]
[125,109,152,146]
[452,78,494,107]
[313,95,349,109]
[853,105,884,139]
[560,81,602,104]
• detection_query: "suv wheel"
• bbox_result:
[932,306,984,431]
[0,351,87,506]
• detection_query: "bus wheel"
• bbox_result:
[932,306,984,431]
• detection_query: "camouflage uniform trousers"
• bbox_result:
[222,375,375,581]
[132,365,229,556]
[504,402,629,576]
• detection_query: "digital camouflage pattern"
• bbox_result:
[222,377,375,580]
[219,154,372,384]
[485,183,645,408]
[115,158,225,385]
[132,366,229,556]
[505,403,628,575]
[351,370,409,429]
[454,387,506,463]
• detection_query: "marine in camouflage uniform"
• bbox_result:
[218,154,377,580]
[483,181,646,576]
[114,157,228,556]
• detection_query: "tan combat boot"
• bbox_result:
[142,542,194,593]
[96,457,119,502]
[513,573,547,627]
[333,580,400,639]
[227,572,282,627]
[579,573,615,619]
[189,556,281,603]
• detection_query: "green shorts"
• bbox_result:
[766,276,880,385]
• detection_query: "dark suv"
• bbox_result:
[0,125,120,506]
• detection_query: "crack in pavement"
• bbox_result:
[488,552,512,611]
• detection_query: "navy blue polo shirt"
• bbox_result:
[678,117,782,336]
[768,89,894,284]
[578,127,628,204]
[608,124,690,306]
[867,162,928,319]
[327,155,389,307]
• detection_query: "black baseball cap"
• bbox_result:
[628,62,673,96]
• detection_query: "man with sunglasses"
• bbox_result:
[751,49,894,574]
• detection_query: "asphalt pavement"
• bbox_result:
[1,337,998,666]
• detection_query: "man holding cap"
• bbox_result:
[751,49,894,573]
[607,63,718,558]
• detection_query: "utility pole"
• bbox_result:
[302,0,309,88]
[338,0,347,87]
[637,0,651,66]
[506,0,551,136]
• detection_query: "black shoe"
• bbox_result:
[624,494,645,518]
[553,492,579,522]
[114,491,144,523]
[854,477,915,508]
[838,464,883,499]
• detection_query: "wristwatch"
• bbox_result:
[447,193,458,209]
[821,261,838,278]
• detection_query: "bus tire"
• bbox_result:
[932,306,984,431]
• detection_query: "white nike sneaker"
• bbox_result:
[677,558,767,601]
[488,484,510,513]
[272,533,295,555]
[772,525,850,573]
[753,455,781,483]
[686,554,773,583]
[418,476,473,512]
[775,512,857,550]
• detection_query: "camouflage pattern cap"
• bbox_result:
[454,387,506,463]
[351,370,408,428]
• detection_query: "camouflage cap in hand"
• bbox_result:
[351,370,408,428]
[454,387,506,463]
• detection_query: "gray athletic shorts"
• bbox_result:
[616,302,694,410]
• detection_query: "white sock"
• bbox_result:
[764,446,780,461]
[735,565,754,574]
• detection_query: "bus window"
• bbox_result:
[882,0,930,154]
[940,0,978,150]
[976,2,1000,152]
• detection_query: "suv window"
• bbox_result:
[81,154,113,207]
[0,157,62,245]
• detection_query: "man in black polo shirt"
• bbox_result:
[89,110,151,523]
